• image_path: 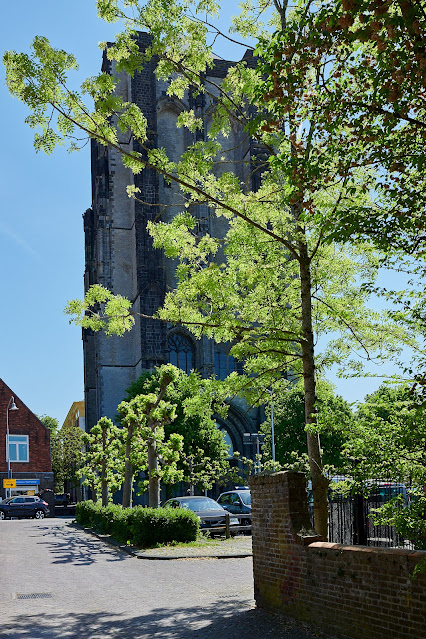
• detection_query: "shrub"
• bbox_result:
[128,507,199,547]
[75,500,102,527]
[75,501,200,547]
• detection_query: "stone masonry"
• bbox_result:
[83,33,262,455]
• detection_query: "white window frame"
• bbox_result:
[8,434,29,463]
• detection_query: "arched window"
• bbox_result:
[216,423,234,457]
[214,345,239,381]
[167,333,194,374]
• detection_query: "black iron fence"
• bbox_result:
[309,480,414,549]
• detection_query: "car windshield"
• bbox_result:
[179,498,222,512]
[239,491,251,506]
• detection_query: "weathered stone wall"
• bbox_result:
[83,33,263,451]
[250,471,426,639]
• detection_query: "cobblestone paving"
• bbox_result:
[0,519,336,639]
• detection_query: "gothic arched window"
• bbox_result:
[214,344,240,381]
[167,333,194,374]
[216,423,234,458]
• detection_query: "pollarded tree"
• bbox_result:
[80,417,124,506]
[122,369,230,493]
[3,0,412,537]
[117,364,184,508]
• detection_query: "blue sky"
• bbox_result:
[0,2,407,425]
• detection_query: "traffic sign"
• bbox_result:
[3,479,16,488]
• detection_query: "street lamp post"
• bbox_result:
[5,397,19,498]
[243,432,265,474]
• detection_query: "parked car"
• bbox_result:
[54,493,70,507]
[366,482,410,505]
[0,496,49,520]
[217,489,252,527]
[162,496,239,534]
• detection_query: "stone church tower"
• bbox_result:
[83,33,263,458]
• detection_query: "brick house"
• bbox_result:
[0,379,54,506]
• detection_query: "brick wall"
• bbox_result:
[250,471,426,639]
[0,379,51,474]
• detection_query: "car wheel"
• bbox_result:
[0,511,6,520]
[34,510,45,520]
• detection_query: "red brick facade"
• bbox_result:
[0,379,53,499]
[250,471,426,639]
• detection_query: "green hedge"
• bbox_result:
[75,501,200,547]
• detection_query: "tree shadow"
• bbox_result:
[28,523,128,566]
[4,600,327,639]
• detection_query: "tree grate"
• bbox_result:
[15,593,53,600]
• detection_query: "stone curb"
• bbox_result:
[70,522,253,560]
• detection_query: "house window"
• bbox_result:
[168,333,194,374]
[8,435,29,462]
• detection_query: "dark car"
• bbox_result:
[0,496,49,520]
[217,490,252,527]
[54,493,70,507]
[162,496,239,533]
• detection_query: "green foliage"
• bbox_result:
[37,414,59,436]
[343,383,426,549]
[117,365,185,502]
[122,368,229,491]
[39,415,83,493]
[344,384,426,485]
[261,380,351,474]
[6,0,422,538]
[75,499,200,547]
[370,490,426,551]
[127,506,199,547]
[259,1,426,253]
[79,417,124,504]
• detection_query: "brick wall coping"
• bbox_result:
[250,470,306,484]
[309,541,426,559]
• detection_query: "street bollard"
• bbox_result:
[225,512,230,539]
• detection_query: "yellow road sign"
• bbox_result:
[3,479,16,488]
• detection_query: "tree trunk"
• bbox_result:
[299,239,329,539]
[122,422,134,508]
[101,460,108,507]
[91,482,97,503]
[148,436,160,508]
[101,430,108,507]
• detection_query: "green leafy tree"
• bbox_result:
[123,369,229,493]
[38,414,59,436]
[80,417,124,506]
[261,380,351,473]
[4,0,412,538]
[39,415,83,493]
[260,0,426,253]
[117,364,184,508]
[343,383,426,549]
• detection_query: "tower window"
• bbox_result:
[168,333,194,374]
[216,424,234,457]
[214,345,240,381]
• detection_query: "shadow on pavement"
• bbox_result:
[3,600,329,639]
[28,523,128,566]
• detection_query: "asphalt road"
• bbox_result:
[0,518,332,639]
